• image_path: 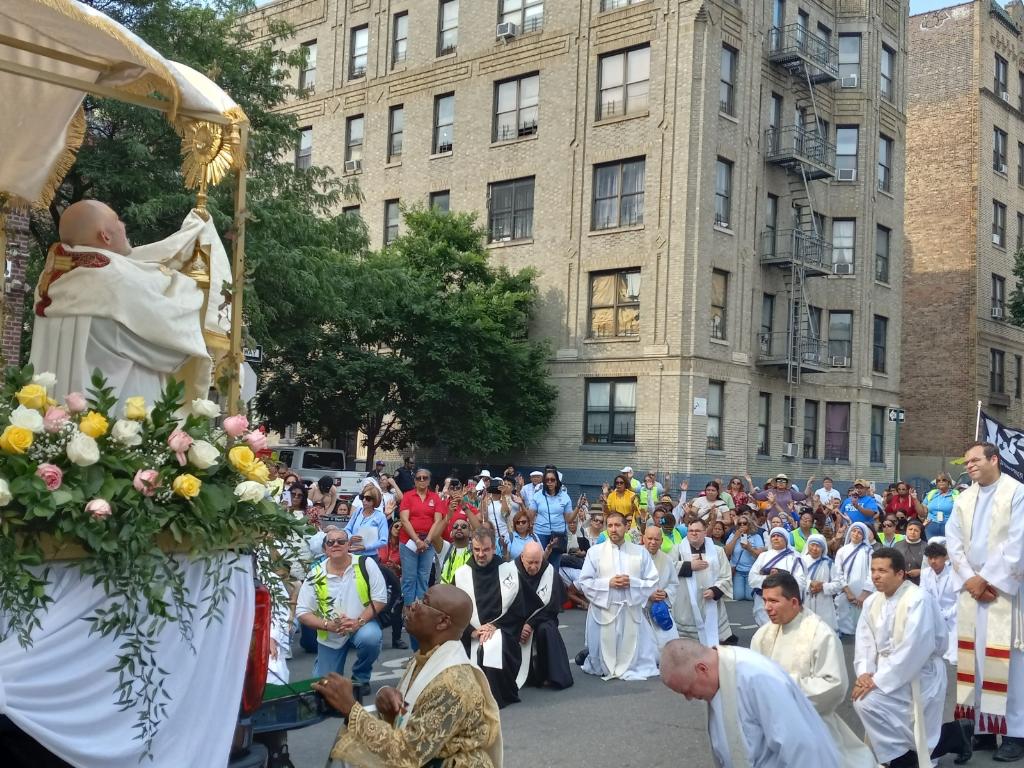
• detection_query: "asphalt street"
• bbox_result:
[280,598,1000,768]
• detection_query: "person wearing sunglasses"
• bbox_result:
[431,517,473,585]
[344,483,390,561]
[876,516,905,548]
[526,469,574,571]
[398,469,445,648]
[296,530,387,701]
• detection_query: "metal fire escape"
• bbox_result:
[759,24,838,390]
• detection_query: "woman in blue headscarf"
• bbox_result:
[834,521,875,636]
[801,532,842,630]
[747,526,807,626]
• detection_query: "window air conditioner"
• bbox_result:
[782,442,799,458]
[840,74,858,88]
[830,356,851,368]
[833,262,854,275]
[343,159,362,173]
[496,21,518,40]
[993,306,1006,320]
[994,233,1004,245]
[837,168,857,182]
[1002,91,1011,102]
[1000,163,1009,174]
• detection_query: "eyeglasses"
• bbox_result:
[413,598,450,622]
[325,538,349,546]
[544,477,558,483]
[415,475,430,481]
[614,480,625,486]
[883,522,895,528]
[452,522,469,530]
[515,519,530,525]
[359,494,378,503]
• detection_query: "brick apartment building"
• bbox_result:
[248,0,907,485]
[903,0,1024,481]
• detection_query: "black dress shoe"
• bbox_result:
[995,736,1024,762]
[976,733,999,751]
[955,718,974,765]
[888,749,919,768]
[352,682,370,705]
[574,649,589,667]
[392,638,409,649]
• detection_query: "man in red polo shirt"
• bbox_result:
[399,468,445,648]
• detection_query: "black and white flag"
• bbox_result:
[979,409,1024,483]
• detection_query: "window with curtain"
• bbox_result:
[824,402,850,460]
[295,127,312,170]
[710,270,728,340]
[870,406,885,463]
[872,315,887,373]
[832,219,855,268]
[803,400,819,459]
[588,270,640,338]
[592,157,645,230]
[715,158,732,228]
[875,225,890,283]
[707,381,724,451]
[757,393,771,455]
[488,177,535,241]
[828,311,852,362]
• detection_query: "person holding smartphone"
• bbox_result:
[527,468,573,571]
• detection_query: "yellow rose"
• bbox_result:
[124,397,147,421]
[79,411,110,439]
[0,425,33,454]
[15,384,47,411]
[172,473,202,499]
[244,462,270,484]
[228,445,256,472]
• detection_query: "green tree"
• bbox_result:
[25,0,366,357]
[1009,245,1024,327]
[256,209,556,464]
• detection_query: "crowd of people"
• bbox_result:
[266,444,1022,768]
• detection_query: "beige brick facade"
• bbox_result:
[249,0,906,485]
[903,0,1024,481]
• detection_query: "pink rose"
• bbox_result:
[35,463,63,491]
[133,468,160,497]
[222,414,249,438]
[65,392,87,414]
[244,431,268,453]
[43,406,69,433]
[167,428,193,467]
[86,498,111,520]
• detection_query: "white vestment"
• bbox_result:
[853,582,947,765]
[708,645,840,768]
[30,210,231,408]
[834,541,875,635]
[748,548,806,626]
[920,561,961,665]
[802,553,843,631]
[639,548,680,655]
[946,475,1024,735]
[577,540,659,680]
[673,539,733,645]
[751,611,876,768]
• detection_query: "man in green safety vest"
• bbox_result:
[297,528,388,701]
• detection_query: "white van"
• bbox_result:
[271,446,366,500]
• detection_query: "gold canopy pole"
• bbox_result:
[227,123,248,415]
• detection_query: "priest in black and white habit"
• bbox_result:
[516,541,574,691]
[454,527,528,708]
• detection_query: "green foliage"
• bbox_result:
[256,208,557,461]
[1009,245,1024,328]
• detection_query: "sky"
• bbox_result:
[910,0,983,13]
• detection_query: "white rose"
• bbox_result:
[66,431,100,466]
[10,405,44,434]
[234,480,266,503]
[188,440,220,470]
[110,418,143,447]
[32,372,57,390]
[0,478,11,506]
[190,398,221,419]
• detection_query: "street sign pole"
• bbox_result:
[894,416,900,483]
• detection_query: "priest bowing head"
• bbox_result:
[660,638,719,701]
[520,541,544,575]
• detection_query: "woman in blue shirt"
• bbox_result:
[527,468,573,570]
[923,473,958,538]
[344,485,390,560]
[508,510,541,560]
[724,513,765,601]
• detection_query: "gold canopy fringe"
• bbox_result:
[34,106,85,209]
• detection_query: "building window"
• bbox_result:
[384,199,400,245]
[715,158,732,228]
[817,22,832,44]
[584,378,636,444]
[430,190,450,213]
[760,293,775,355]
[392,13,408,66]
[828,310,852,364]
[342,204,360,218]
[992,349,1006,393]
[808,305,823,341]
[757,393,771,456]
[387,106,404,162]
[874,225,890,283]
[299,40,317,90]
[783,395,796,446]
[994,200,1007,247]
[771,0,785,30]
[838,34,860,82]
[494,73,539,142]
[803,400,819,459]
[588,269,641,338]
[345,115,363,166]
[824,402,850,461]
[1016,355,1022,398]
[1019,142,1024,186]
[836,126,858,180]
[707,381,724,451]
[433,93,454,153]
[795,10,809,48]
[598,46,650,119]
[832,219,855,270]
[1018,213,1023,251]
[872,315,888,374]
[870,406,885,464]
[993,274,1006,317]
[880,44,894,100]
[1019,71,1024,111]
[438,0,458,55]
[592,157,645,230]
[500,0,544,34]
[995,127,1009,172]
[295,126,312,170]
[350,26,368,79]
[996,54,1009,96]
[488,177,534,242]
[710,269,728,340]
[601,0,645,9]
[878,134,893,193]
[720,45,737,116]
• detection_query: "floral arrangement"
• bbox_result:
[0,366,305,755]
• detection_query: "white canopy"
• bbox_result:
[0,0,247,206]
